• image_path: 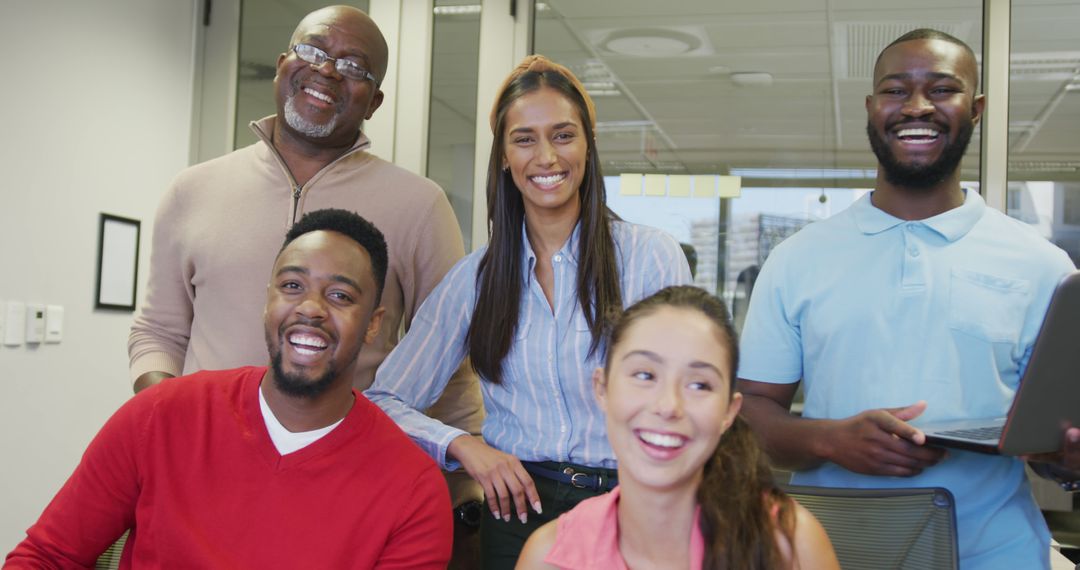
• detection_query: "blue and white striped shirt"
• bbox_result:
[365,220,691,469]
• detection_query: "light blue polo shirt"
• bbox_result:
[739,189,1075,569]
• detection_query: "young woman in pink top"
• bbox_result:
[517,286,839,569]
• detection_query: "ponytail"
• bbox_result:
[697,417,795,569]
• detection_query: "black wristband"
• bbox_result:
[454,500,483,528]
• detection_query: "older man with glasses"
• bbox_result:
[127,5,483,565]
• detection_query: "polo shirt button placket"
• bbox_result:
[901,223,926,288]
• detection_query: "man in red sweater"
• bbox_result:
[5,209,452,569]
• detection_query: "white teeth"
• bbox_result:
[639,431,684,449]
[304,88,333,103]
[897,128,939,140]
[288,333,327,349]
[530,173,566,187]
[289,333,327,357]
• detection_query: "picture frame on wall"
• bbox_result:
[95,213,141,311]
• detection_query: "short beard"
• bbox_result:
[866,119,974,190]
[269,349,338,399]
[283,94,337,139]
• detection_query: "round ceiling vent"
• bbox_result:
[601,28,702,57]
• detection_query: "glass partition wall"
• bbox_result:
[534,1,985,320]
[223,1,1080,296]
[427,0,483,251]
[1007,1,1080,266]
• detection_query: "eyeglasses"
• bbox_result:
[291,43,379,85]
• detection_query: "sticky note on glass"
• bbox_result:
[719,175,742,198]
[668,175,691,197]
[692,175,716,198]
[644,174,666,196]
[620,173,643,196]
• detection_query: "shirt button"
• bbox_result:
[560,426,567,433]
[906,222,917,230]
[909,248,919,257]
[553,255,563,263]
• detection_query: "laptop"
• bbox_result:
[922,271,1080,455]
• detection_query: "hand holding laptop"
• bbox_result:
[824,400,947,477]
[922,272,1080,458]
[1026,427,1080,491]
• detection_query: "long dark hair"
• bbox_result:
[467,62,621,385]
[604,286,796,569]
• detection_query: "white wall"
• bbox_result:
[0,0,198,550]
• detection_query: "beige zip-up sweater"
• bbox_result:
[129,117,483,489]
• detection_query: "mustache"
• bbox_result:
[278,317,335,342]
[291,77,342,105]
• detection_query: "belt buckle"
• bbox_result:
[563,467,591,490]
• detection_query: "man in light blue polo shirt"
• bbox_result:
[737,29,1077,568]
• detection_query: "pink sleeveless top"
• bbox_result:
[543,487,705,570]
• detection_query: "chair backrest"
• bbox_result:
[782,485,958,570]
[94,531,129,570]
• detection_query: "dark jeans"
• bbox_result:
[479,461,617,570]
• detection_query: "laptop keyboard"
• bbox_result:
[937,426,1003,441]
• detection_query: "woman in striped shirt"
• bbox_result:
[366,55,690,568]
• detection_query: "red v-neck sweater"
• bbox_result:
[6,367,452,569]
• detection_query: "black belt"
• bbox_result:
[522,461,618,492]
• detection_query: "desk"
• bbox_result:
[1051,543,1075,569]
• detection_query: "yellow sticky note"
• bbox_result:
[644,174,666,196]
[668,175,691,197]
[719,175,742,198]
[619,173,643,196]
[692,175,716,198]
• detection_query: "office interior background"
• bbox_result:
[1,0,1078,552]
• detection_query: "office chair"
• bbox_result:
[94,531,129,570]
[783,485,958,570]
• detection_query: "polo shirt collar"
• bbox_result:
[852,188,984,242]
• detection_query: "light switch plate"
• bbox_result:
[25,304,45,344]
[45,305,63,343]
[4,301,26,346]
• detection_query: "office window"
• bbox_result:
[427,0,482,251]
[533,1,983,318]
[1006,0,1080,266]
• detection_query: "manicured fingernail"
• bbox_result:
[493,510,501,520]
[503,513,511,522]
[519,513,528,524]
[533,501,543,514]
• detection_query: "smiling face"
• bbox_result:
[596,306,742,493]
[501,86,588,222]
[264,230,383,399]
[274,7,386,146]
[865,38,984,190]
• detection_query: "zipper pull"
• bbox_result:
[292,186,302,200]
